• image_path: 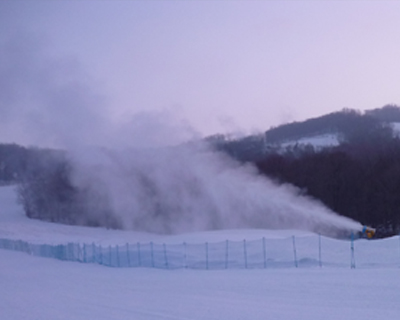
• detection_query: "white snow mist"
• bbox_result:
[2,33,363,236]
[70,142,363,236]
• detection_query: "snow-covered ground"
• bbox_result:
[1,185,400,319]
[2,249,400,320]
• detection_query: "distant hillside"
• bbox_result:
[208,105,400,162]
[265,105,398,144]
[206,105,400,236]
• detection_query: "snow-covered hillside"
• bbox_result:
[279,133,340,149]
[1,185,400,319]
[275,122,400,150]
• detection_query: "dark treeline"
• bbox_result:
[256,142,400,237]
[17,149,120,229]
[0,143,120,228]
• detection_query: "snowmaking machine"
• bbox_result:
[358,226,376,239]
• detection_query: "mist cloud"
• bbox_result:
[0,32,110,147]
[70,143,362,235]
[111,110,199,149]
[2,33,363,236]
[0,32,195,149]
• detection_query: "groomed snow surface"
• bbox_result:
[1,185,400,319]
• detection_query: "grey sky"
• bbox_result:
[1,0,400,147]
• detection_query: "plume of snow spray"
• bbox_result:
[70,142,363,236]
[2,33,363,237]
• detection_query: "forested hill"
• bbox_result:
[210,104,400,162]
[210,105,400,237]
[264,104,400,144]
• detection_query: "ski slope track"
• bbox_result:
[1,185,400,319]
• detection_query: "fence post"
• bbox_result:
[350,233,355,269]
[262,237,267,269]
[59,244,63,262]
[243,239,248,269]
[137,242,141,267]
[51,244,56,260]
[77,244,82,263]
[22,240,26,252]
[76,243,82,262]
[126,243,131,267]
[25,241,29,254]
[99,245,107,265]
[318,234,322,268]
[92,243,96,263]
[183,242,187,269]
[73,243,77,261]
[63,244,67,261]
[150,242,154,268]
[292,236,298,268]
[117,245,120,267]
[206,242,209,270]
[225,240,229,269]
[163,243,168,269]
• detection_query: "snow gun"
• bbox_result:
[360,226,376,239]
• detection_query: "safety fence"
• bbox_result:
[0,235,399,269]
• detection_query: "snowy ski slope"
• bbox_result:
[1,185,400,319]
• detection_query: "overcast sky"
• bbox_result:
[1,0,400,147]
